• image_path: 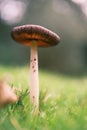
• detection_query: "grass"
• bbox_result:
[0,65,87,130]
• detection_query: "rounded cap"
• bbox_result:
[11,25,60,47]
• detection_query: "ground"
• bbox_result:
[0,65,87,130]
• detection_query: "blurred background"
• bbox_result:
[0,0,87,74]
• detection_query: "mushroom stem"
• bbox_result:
[30,43,39,107]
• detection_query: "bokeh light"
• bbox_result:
[72,0,86,4]
[72,0,87,17]
[0,0,27,25]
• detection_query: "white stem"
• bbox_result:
[30,43,39,107]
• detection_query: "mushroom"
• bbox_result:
[11,25,60,108]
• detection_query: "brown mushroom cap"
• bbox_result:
[11,25,60,47]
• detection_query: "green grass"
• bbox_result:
[0,65,87,130]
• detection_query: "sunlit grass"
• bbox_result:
[0,65,87,130]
